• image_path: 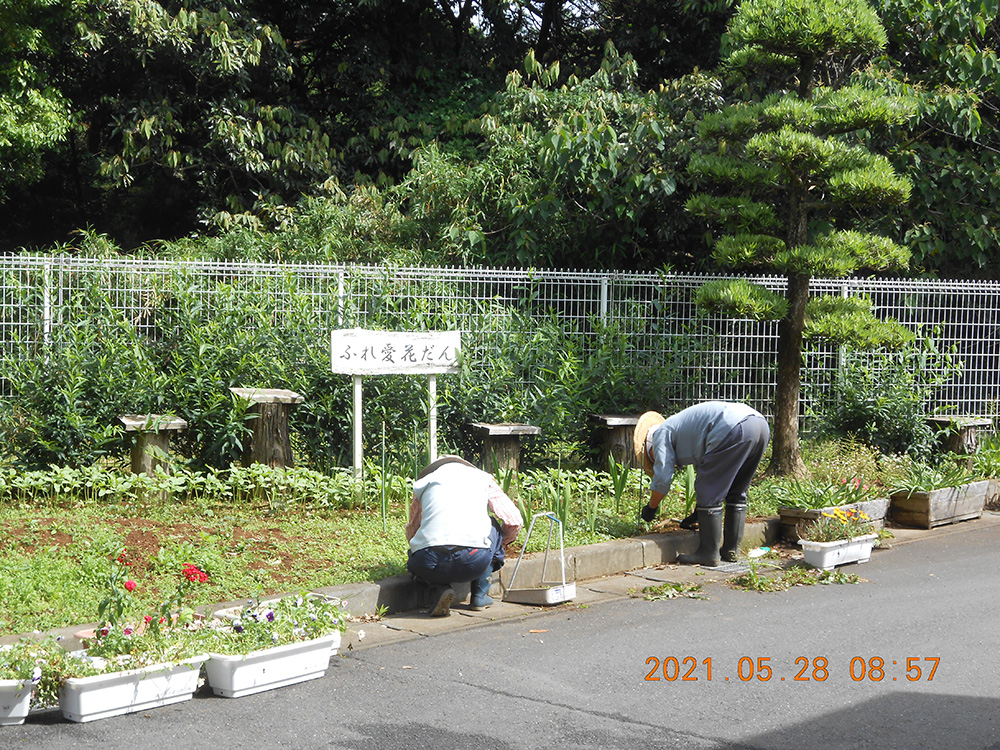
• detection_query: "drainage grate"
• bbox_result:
[710,561,752,574]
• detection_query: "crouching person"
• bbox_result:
[406,455,523,616]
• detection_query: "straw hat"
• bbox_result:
[416,454,477,480]
[633,411,665,477]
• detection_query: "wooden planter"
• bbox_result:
[778,498,890,542]
[889,480,989,529]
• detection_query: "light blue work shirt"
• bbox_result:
[647,401,761,495]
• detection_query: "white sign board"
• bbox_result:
[330,328,462,475]
[330,328,461,375]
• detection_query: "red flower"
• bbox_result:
[182,564,209,584]
[124,580,137,592]
[143,615,153,624]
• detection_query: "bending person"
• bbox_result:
[406,455,523,616]
[633,401,770,566]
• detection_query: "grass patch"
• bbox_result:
[0,436,938,635]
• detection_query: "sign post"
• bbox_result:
[331,328,462,477]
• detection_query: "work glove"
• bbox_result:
[640,503,658,523]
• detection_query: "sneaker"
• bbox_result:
[429,586,455,617]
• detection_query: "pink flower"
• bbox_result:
[124,580,137,592]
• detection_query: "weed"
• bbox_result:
[730,561,864,592]
[631,581,707,601]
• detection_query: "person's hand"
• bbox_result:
[640,503,658,523]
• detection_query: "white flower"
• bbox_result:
[357,629,366,641]
[31,666,42,683]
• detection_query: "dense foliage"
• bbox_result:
[0,268,707,471]
[2,0,997,276]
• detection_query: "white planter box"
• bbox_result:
[0,679,32,726]
[799,534,877,571]
[59,654,207,723]
[204,632,340,698]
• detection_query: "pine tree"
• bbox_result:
[686,0,916,477]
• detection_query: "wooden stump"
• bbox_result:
[230,388,304,469]
[467,422,541,475]
[590,414,640,470]
[119,414,188,477]
[926,416,993,468]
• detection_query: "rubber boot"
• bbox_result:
[676,507,723,567]
[469,571,494,611]
[720,503,747,563]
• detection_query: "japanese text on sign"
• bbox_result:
[330,328,461,375]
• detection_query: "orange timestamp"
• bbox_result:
[644,656,940,683]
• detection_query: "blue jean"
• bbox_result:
[408,519,505,586]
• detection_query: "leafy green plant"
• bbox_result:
[607,455,631,514]
[973,435,1000,479]
[797,508,875,543]
[1,638,99,708]
[888,459,979,496]
[0,641,44,682]
[78,550,215,670]
[681,464,696,516]
[809,338,963,460]
[772,476,882,510]
[201,593,348,655]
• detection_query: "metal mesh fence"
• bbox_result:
[2,255,999,422]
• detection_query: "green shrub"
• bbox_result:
[808,337,962,460]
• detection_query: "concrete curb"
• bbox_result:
[312,517,782,617]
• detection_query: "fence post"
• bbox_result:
[600,276,609,322]
[42,261,52,347]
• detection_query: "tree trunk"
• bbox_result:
[767,272,810,478]
[246,403,296,468]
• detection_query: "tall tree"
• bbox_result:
[401,45,720,268]
[685,0,916,477]
[0,0,72,203]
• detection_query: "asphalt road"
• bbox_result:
[6,519,1000,749]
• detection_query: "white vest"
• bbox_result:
[409,463,493,552]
